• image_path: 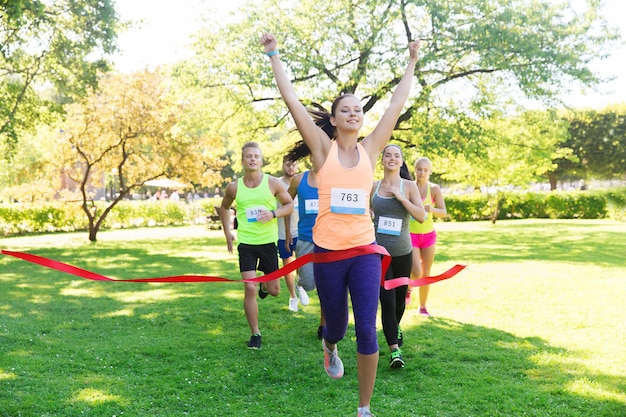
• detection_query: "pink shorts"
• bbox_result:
[410,230,437,249]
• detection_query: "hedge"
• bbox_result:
[0,198,222,237]
[1,189,625,237]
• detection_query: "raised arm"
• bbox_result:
[260,33,330,166]
[362,40,420,161]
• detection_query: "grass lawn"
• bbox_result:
[1,219,625,416]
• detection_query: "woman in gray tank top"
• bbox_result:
[371,144,426,368]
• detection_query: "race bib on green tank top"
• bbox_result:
[245,206,265,222]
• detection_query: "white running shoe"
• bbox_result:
[297,285,310,306]
[357,407,375,417]
[288,297,299,312]
[322,339,344,379]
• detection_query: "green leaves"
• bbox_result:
[563,106,626,179]
[1,0,121,151]
[185,0,618,162]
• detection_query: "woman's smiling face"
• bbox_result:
[331,95,363,132]
[382,145,403,170]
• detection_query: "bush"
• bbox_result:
[0,199,216,237]
[1,189,623,237]
[545,192,607,219]
[605,187,626,221]
[444,192,490,221]
[443,188,622,223]
[500,192,549,219]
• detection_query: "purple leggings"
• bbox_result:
[314,244,381,355]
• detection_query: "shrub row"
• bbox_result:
[445,188,625,222]
[0,198,222,237]
[1,189,625,237]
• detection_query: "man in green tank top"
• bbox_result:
[220,142,294,349]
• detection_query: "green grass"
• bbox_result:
[1,220,625,416]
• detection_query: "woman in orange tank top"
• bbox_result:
[262,32,420,417]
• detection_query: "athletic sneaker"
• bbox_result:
[389,348,405,368]
[317,325,324,340]
[288,297,299,312]
[397,327,403,348]
[296,285,310,305]
[357,406,375,417]
[248,333,262,349]
[419,306,431,317]
[258,283,269,299]
[322,340,344,379]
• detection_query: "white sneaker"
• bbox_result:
[323,339,344,379]
[288,297,299,312]
[297,285,310,306]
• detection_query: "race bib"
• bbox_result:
[377,216,402,235]
[330,188,367,215]
[304,199,319,214]
[245,206,265,222]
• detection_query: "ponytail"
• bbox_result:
[285,94,359,161]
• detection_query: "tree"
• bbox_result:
[564,106,626,180]
[54,70,225,241]
[186,0,619,159]
[1,0,120,152]
[0,124,60,203]
[438,109,570,221]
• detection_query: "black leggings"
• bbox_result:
[380,251,412,347]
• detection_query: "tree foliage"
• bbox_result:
[187,0,619,161]
[562,106,626,180]
[0,0,120,152]
[441,110,569,187]
[54,70,225,241]
[0,124,60,203]
[437,109,570,221]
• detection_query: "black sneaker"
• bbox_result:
[389,348,404,368]
[248,333,262,349]
[317,326,324,340]
[258,283,269,299]
[397,327,403,347]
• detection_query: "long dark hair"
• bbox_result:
[285,94,359,163]
[400,161,413,180]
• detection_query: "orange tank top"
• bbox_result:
[313,141,375,250]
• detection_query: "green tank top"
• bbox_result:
[409,182,435,234]
[235,174,278,245]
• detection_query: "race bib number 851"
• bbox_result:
[377,216,402,235]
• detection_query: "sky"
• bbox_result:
[111,0,626,109]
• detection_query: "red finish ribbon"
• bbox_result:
[382,264,467,290]
[1,247,465,289]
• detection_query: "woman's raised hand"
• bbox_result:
[260,33,278,54]
[409,39,420,60]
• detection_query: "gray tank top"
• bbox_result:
[371,180,412,257]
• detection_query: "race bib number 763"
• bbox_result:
[330,188,367,215]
